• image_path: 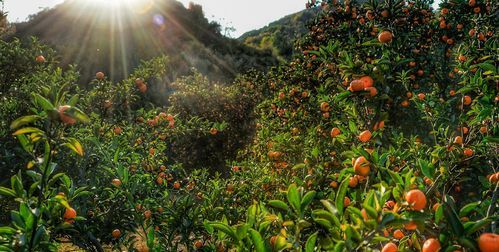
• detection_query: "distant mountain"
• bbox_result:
[239,8,318,61]
[7,0,278,83]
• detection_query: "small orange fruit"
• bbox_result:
[454,136,463,145]
[320,101,330,112]
[344,196,351,206]
[330,127,341,138]
[404,221,418,230]
[393,229,404,239]
[112,229,121,239]
[64,207,77,223]
[478,233,499,252]
[401,100,410,107]
[382,242,398,252]
[358,130,372,143]
[144,210,152,219]
[114,127,122,135]
[360,76,374,88]
[463,96,472,106]
[194,240,203,249]
[96,72,105,80]
[378,31,393,43]
[348,176,359,187]
[58,105,77,125]
[463,148,473,157]
[35,55,46,63]
[422,238,441,252]
[349,80,365,92]
[173,181,181,189]
[365,87,378,97]
[353,156,370,176]
[405,189,427,211]
[112,179,122,187]
[417,93,425,100]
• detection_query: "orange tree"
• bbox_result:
[205,0,498,251]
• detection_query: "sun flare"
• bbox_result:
[86,0,146,8]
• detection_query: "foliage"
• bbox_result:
[0,0,498,251]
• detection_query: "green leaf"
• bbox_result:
[0,226,16,235]
[12,127,44,136]
[313,209,340,227]
[0,187,16,197]
[301,191,316,213]
[33,93,55,111]
[335,175,350,216]
[208,222,239,242]
[465,218,493,235]
[10,115,42,130]
[418,159,434,180]
[65,107,90,123]
[287,184,301,215]
[459,202,479,217]
[268,200,289,212]
[249,228,268,252]
[305,232,318,252]
[443,196,464,236]
[62,138,84,156]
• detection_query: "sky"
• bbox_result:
[2,0,305,37]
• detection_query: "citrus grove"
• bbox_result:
[0,0,498,251]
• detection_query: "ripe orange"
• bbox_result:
[463,148,473,157]
[210,128,218,135]
[343,196,351,206]
[112,179,122,187]
[330,127,341,138]
[373,121,385,130]
[453,136,463,145]
[320,101,330,112]
[404,221,418,230]
[417,93,425,100]
[378,31,393,43]
[353,156,370,176]
[393,229,404,239]
[349,80,365,91]
[156,177,163,185]
[348,176,358,187]
[480,126,488,134]
[329,181,338,188]
[422,238,441,252]
[112,229,121,239]
[35,55,46,63]
[463,95,472,106]
[138,83,148,93]
[358,130,372,143]
[58,105,77,125]
[360,76,374,88]
[478,233,499,252]
[401,100,410,107]
[96,72,105,80]
[405,189,427,211]
[365,87,378,97]
[64,207,77,223]
[469,0,476,6]
[173,181,181,189]
[458,55,467,62]
[114,127,122,135]
[194,240,203,249]
[382,242,398,252]
[144,210,152,219]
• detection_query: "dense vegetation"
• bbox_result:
[0,0,498,251]
[239,8,319,61]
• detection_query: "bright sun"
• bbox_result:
[87,0,145,8]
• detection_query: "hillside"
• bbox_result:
[239,8,318,60]
[8,0,278,83]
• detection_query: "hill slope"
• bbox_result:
[8,0,278,83]
[239,8,318,60]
